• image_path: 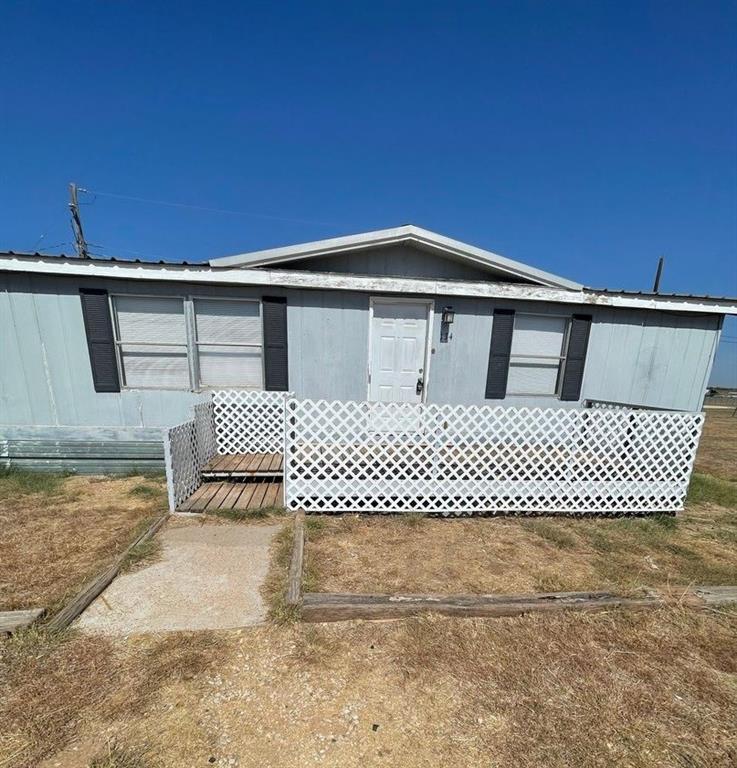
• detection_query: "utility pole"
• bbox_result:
[69,182,89,259]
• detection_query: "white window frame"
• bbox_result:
[507,312,571,397]
[110,293,191,391]
[192,295,264,391]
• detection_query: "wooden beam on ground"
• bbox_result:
[285,513,305,606]
[301,590,663,623]
[46,512,169,633]
[0,608,45,635]
[691,586,737,606]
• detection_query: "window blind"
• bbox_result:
[113,296,189,389]
[507,314,567,396]
[194,299,263,388]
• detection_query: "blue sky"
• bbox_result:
[1,1,736,385]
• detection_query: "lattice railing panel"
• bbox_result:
[164,399,217,510]
[284,399,704,515]
[212,390,293,454]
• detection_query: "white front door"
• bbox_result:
[369,299,431,403]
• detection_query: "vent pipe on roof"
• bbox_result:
[652,256,664,293]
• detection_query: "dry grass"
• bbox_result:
[304,499,737,595]
[88,740,153,768]
[0,627,227,768]
[696,409,737,481]
[10,607,734,768]
[261,516,305,623]
[0,473,168,612]
[206,504,287,522]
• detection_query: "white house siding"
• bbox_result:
[426,296,720,411]
[582,308,721,411]
[0,273,721,437]
[281,244,511,282]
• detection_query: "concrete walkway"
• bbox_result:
[77,521,281,634]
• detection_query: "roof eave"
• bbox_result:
[1,254,735,314]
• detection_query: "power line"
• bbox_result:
[79,187,336,227]
[86,243,174,262]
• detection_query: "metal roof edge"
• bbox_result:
[1,253,735,315]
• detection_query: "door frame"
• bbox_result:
[366,296,435,403]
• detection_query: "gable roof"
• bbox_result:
[208,225,583,290]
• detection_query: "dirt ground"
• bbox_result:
[0,472,168,612]
[1,607,733,768]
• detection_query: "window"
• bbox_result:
[507,313,569,396]
[112,296,190,389]
[194,298,263,388]
[110,295,265,390]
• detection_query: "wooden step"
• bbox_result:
[202,452,283,479]
[179,480,284,512]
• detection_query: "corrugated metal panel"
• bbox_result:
[4,437,164,474]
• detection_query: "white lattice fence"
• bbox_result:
[284,399,704,515]
[212,390,293,454]
[164,400,218,511]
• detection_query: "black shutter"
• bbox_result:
[485,309,515,399]
[79,289,120,393]
[262,296,289,391]
[560,314,592,401]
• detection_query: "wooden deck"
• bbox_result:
[180,479,284,512]
[202,452,283,478]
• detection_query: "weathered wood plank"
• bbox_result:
[233,454,254,472]
[246,453,266,472]
[0,608,45,635]
[301,590,663,623]
[257,454,274,472]
[206,483,233,510]
[249,482,269,509]
[262,482,280,508]
[207,455,230,472]
[286,513,305,606]
[187,483,222,511]
[221,482,248,509]
[46,513,168,633]
[234,484,258,509]
[692,586,737,606]
[178,484,210,511]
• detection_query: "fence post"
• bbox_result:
[163,428,176,513]
[282,393,289,509]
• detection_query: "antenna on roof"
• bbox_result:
[69,183,90,259]
[652,255,664,293]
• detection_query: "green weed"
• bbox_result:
[687,473,737,508]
